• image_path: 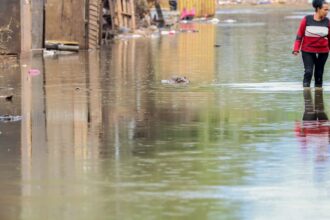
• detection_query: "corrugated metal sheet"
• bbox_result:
[178,0,216,17]
[0,0,20,54]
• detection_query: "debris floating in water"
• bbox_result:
[161,76,190,84]
[0,95,13,102]
[223,19,237,23]
[5,95,13,102]
[0,115,22,122]
[28,68,40,76]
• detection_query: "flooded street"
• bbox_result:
[1,7,330,220]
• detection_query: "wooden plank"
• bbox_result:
[45,0,87,49]
[121,12,132,16]
[117,0,123,27]
[129,0,136,30]
[122,0,127,27]
[108,0,116,30]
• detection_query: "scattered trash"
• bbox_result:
[118,26,131,34]
[223,19,237,23]
[5,95,13,102]
[180,8,196,20]
[169,30,176,35]
[208,18,220,24]
[43,50,56,56]
[43,49,79,57]
[161,76,190,84]
[28,68,40,76]
[180,29,199,33]
[0,115,22,122]
[161,30,170,35]
[0,95,13,101]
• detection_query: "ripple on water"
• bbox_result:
[216,9,267,15]
[284,15,305,20]
[215,82,314,92]
[217,22,265,27]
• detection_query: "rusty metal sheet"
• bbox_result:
[0,0,20,54]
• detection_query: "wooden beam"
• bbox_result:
[116,0,123,28]
[129,0,135,30]
[108,0,116,29]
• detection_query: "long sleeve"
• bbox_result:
[293,17,307,52]
[328,21,330,48]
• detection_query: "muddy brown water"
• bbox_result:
[1,7,330,220]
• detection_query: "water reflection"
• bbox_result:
[295,89,330,162]
[1,7,330,220]
[0,56,21,220]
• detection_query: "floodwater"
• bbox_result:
[1,7,330,220]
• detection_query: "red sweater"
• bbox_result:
[293,15,330,53]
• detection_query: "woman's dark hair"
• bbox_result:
[313,0,327,11]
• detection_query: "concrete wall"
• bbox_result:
[0,0,21,54]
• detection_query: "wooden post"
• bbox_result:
[108,0,116,30]
[21,0,32,52]
[129,0,135,30]
[117,0,123,28]
[122,0,127,27]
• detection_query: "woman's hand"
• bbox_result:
[292,51,299,56]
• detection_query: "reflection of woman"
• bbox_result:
[292,0,330,88]
[295,89,329,162]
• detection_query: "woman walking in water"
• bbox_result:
[293,0,330,88]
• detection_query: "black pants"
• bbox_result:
[302,51,328,87]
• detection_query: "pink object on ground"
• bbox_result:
[180,8,196,20]
[28,68,41,76]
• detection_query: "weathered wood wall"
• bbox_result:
[0,0,21,54]
[45,0,87,49]
[108,0,136,30]
[178,0,216,17]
